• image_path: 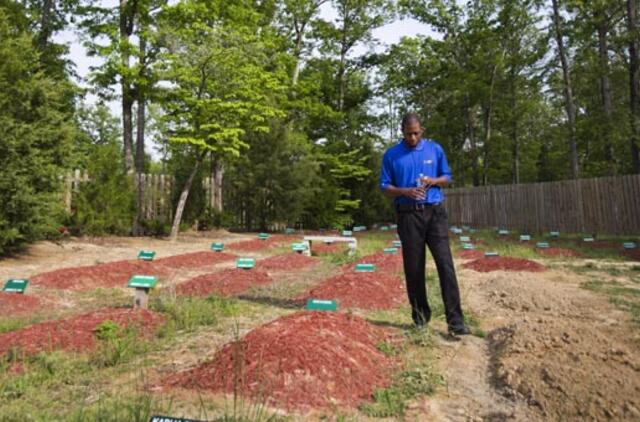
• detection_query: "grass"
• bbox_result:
[581,280,640,327]
[317,232,395,266]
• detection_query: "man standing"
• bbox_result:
[380,113,470,335]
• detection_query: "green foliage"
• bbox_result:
[91,320,148,368]
[153,295,242,335]
[0,7,75,254]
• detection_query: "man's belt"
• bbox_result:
[396,202,440,212]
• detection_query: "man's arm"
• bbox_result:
[383,184,426,201]
[419,175,450,188]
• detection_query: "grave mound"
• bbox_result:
[155,251,236,268]
[176,269,274,297]
[354,251,403,273]
[457,249,485,260]
[163,311,396,410]
[257,253,319,271]
[622,249,640,261]
[0,308,163,356]
[0,292,41,316]
[311,242,346,255]
[536,247,582,258]
[463,257,545,273]
[298,272,405,310]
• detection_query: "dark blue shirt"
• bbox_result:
[380,138,452,205]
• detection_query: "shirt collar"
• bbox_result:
[401,138,425,151]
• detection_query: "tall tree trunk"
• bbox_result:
[120,0,135,174]
[597,15,615,170]
[482,62,500,186]
[37,0,54,51]
[210,154,224,212]
[170,151,206,241]
[133,34,147,235]
[552,0,579,179]
[509,67,520,184]
[627,0,640,173]
[464,98,480,186]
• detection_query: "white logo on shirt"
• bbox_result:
[424,159,433,164]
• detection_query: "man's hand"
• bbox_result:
[420,176,450,188]
[404,186,426,200]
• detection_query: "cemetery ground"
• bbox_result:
[0,228,639,421]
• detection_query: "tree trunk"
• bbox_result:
[597,16,615,170]
[37,0,54,51]
[482,62,500,186]
[170,151,206,241]
[627,0,640,173]
[464,99,480,186]
[133,35,147,235]
[120,0,135,174]
[552,0,579,179]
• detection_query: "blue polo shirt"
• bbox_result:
[380,138,452,205]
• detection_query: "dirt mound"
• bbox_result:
[622,249,640,261]
[311,242,346,255]
[156,251,235,268]
[536,247,582,258]
[176,269,274,297]
[164,311,396,410]
[298,272,405,310]
[0,308,164,356]
[456,249,485,260]
[463,257,545,273]
[355,251,403,273]
[0,293,41,316]
[257,253,319,271]
[573,239,618,249]
[31,259,170,290]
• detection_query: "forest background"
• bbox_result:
[1,0,639,253]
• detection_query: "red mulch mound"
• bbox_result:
[623,249,640,261]
[228,235,297,252]
[0,308,164,357]
[0,293,41,316]
[573,239,618,249]
[536,247,582,258]
[463,257,545,273]
[311,242,346,255]
[355,252,403,273]
[155,251,235,269]
[31,260,170,290]
[163,311,396,410]
[456,249,485,260]
[257,253,319,271]
[176,269,274,297]
[298,272,406,310]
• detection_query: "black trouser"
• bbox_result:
[397,203,465,328]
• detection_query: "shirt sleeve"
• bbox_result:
[437,144,452,182]
[380,151,394,191]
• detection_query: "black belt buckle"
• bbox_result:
[397,203,434,212]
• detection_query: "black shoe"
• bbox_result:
[448,325,471,336]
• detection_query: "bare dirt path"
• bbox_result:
[422,262,640,421]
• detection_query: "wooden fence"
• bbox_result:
[64,170,221,221]
[443,174,640,235]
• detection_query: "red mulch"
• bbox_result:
[155,251,235,269]
[0,308,164,357]
[573,239,618,249]
[355,252,403,273]
[0,293,41,316]
[297,272,406,310]
[623,249,640,261]
[536,247,582,258]
[163,311,396,410]
[228,235,298,252]
[176,269,274,297]
[31,251,236,291]
[456,249,485,260]
[463,257,546,273]
[311,242,346,255]
[257,253,320,271]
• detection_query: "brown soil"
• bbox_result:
[310,242,346,255]
[163,311,396,411]
[622,249,640,261]
[463,257,546,273]
[0,308,164,356]
[0,292,41,316]
[176,269,274,297]
[257,253,320,271]
[456,249,485,260]
[354,251,403,273]
[297,272,406,310]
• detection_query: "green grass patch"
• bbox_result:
[152,295,244,336]
[581,280,640,328]
[0,318,28,335]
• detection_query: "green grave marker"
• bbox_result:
[380,226,390,231]
[450,226,460,232]
[498,229,509,235]
[460,236,471,242]
[306,298,337,311]
[462,243,474,250]
[149,415,206,422]
[390,224,397,229]
[384,247,398,254]
[258,233,269,240]
[462,225,471,231]
[236,258,256,269]
[536,242,550,249]
[342,230,353,236]
[623,242,637,249]
[355,263,375,272]
[485,251,499,257]
[583,237,595,242]
[520,235,531,241]
[393,240,402,248]
[292,242,308,252]
[127,275,158,289]
[469,228,477,233]
[138,250,156,261]
[3,279,29,293]
[210,242,224,252]
[550,231,560,237]
[285,228,295,235]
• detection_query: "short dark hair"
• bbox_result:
[401,113,422,129]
